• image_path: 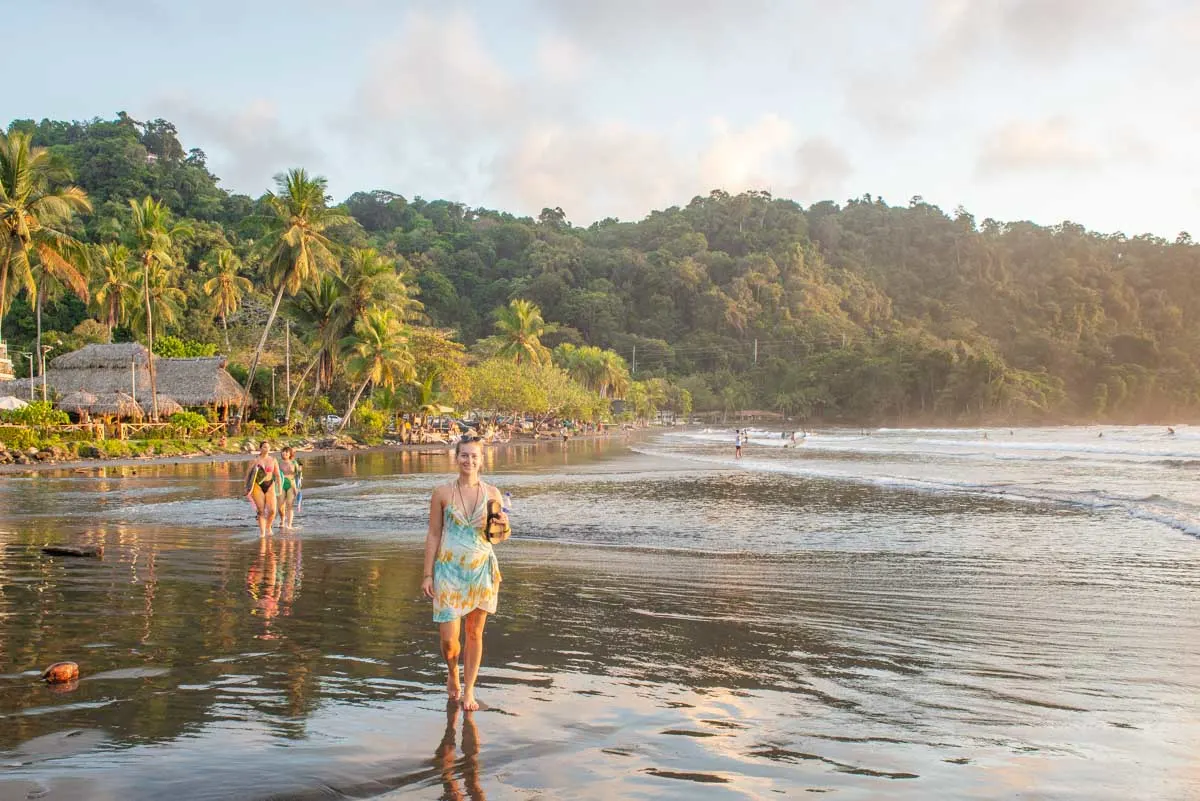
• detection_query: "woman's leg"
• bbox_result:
[440,619,462,700]
[281,489,294,529]
[251,491,269,537]
[461,609,488,710]
[263,492,278,533]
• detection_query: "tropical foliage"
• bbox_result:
[7,112,1200,426]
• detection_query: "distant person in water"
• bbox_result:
[278,446,303,530]
[1167,427,1176,436]
[244,441,282,537]
[422,436,511,711]
[735,429,743,459]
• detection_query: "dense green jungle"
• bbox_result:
[5,113,1198,425]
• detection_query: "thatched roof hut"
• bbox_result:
[0,343,246,417]
[58,390,98,415]
[91,392,143,419]
[155,358,243,407]
[51,343,151,370]
[141,394,182,417]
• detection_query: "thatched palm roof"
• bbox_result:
[141,394,182,417]
[58,390,98,414]
[0,346,246,409]
[92,392,143,419]
[155,358,244,406]
[51,342,151,370]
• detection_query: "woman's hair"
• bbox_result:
[455,435,483,457]
[259,441,270,451]
[281,446,294,458]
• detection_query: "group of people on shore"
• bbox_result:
[243,442,304,537]
[733,428,805,459]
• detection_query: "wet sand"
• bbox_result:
[0,436,1197,799]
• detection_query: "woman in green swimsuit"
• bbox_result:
[244,441,282,537]
[279,446,302,530]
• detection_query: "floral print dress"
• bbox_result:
[432,482,501,623]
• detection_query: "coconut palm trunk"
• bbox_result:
[284,354,320,424]
[336,377,372,435]
[35,284,43,393]
[221,312,229,351]
[239,281,287,422]
[143,257,159,421]
[0,250,12,339]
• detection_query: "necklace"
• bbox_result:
[454,480,482,520]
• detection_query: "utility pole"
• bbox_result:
[285,321,291,398]
[753,338,758,365]
[271,368,276,408]
[21,353,33,400]
[130,361,136,403]
[632,346,636,375]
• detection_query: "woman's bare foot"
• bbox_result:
[447,670,461,701]
[461,690,479,711]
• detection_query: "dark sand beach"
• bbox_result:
[0,429,1197,799]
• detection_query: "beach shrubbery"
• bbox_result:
[0,402,70,427]
[169,411,207,436]
[0,427,39,451]
[352,401,387,438]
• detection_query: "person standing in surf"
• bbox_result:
[422,436,511,710]
[278,446,303,530]
[735,429,743,460]
[244,441,282,537]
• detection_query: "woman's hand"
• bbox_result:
[421,575,434,599]
[488,510,511,542]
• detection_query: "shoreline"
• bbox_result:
[0,428,646,476]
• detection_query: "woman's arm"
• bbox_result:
[273,458,284,498]
[421,488,446,597]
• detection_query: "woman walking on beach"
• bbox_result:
[421,437,511,710]
[244,441,282,537]
[279,446,303,530]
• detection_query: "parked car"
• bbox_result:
[322,414,343,430]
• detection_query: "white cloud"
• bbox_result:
[698,115,794,189]
[793,137,853,202]
[536,34,587,83]
[977,117,1109,175]
[156,95,318,194]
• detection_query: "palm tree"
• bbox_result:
[240,168,348,420]
[410,367,451,429]
[599,349,631,399]
[129,196,192,421]
[129,260,187,338]
[29,236,90,380]
[336,309,413,434]
[282,274,340,423]
[91,243,136,341]
[202,248,252,351]
[0,131,92,338]
[333,248,421,335]
[493,298,555,365]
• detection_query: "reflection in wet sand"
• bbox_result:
[246,535,302,639]
[435,704,485,801]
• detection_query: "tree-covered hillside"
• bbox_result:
[5,113,1199,424]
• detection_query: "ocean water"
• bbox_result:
[0,428,1196,800]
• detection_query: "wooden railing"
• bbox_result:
[0,421,230,441]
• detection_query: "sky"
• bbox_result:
[13,0,1200,236]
